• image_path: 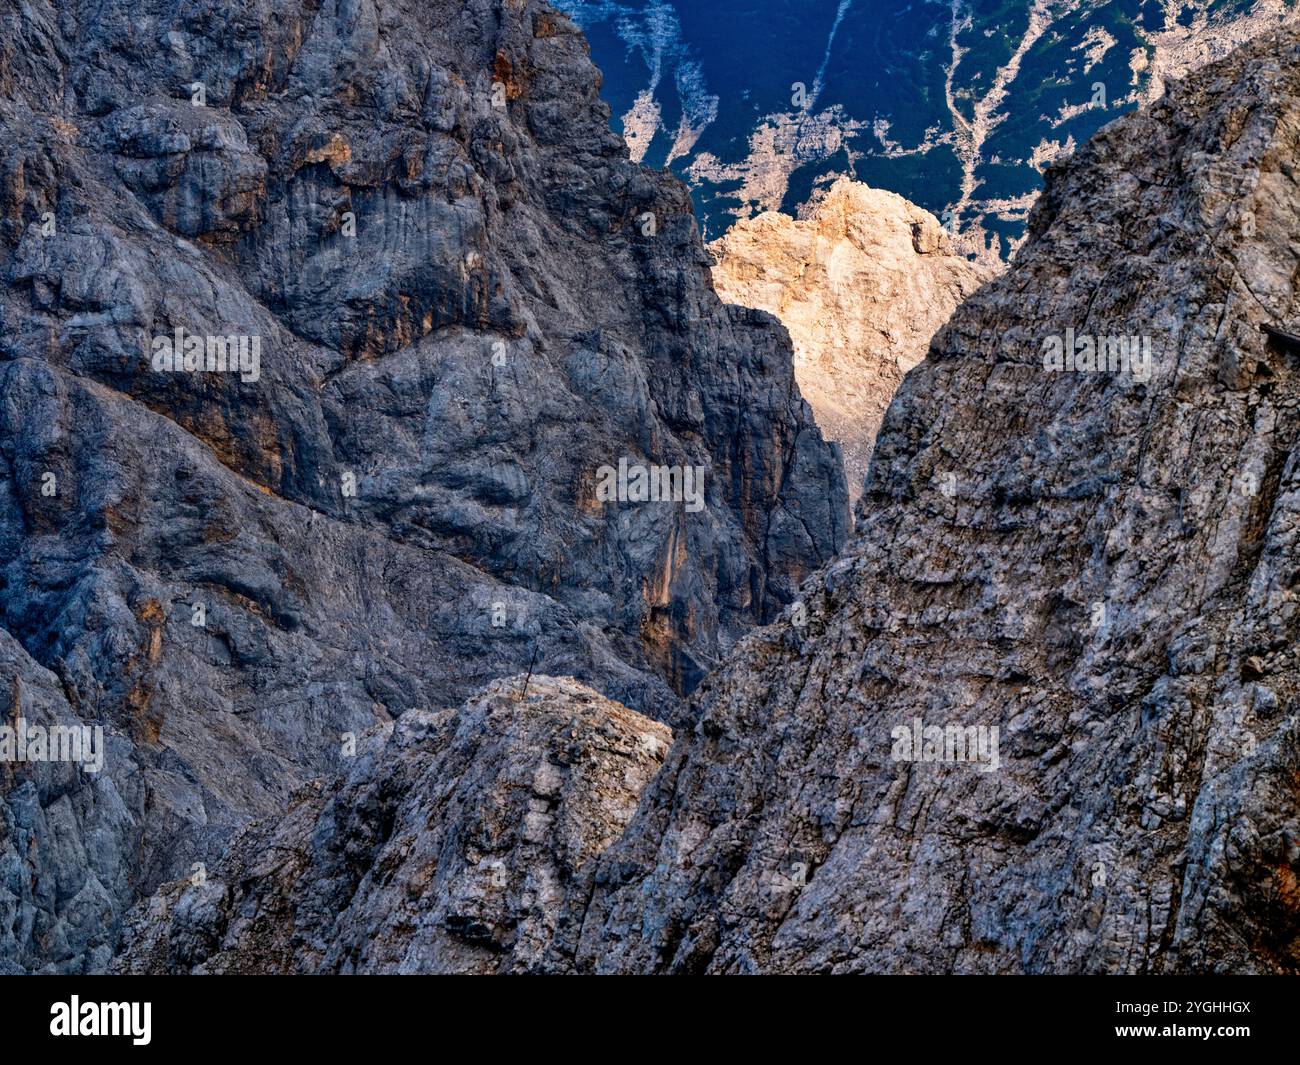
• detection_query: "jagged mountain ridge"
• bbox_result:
[0,0,846,973]
[112,675,671,975]
[120,22,1300,975]
[576,24,1300,973]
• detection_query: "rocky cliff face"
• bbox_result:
[111,675,669,974]
[0,0,846,973]
[708,179,994,499]
[577,25,1300,974]
[120,24,1300,974]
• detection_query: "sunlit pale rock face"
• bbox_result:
[709,179,995,499]
[577,26,1300,974]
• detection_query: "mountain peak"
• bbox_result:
[709,177,995,500]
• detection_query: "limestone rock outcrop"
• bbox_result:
[578,26,1300,974]
[111,676,669,974]
[0,0,845,973]
[120,24,1300,976]
[708,178,994,498]
[13,0,1300,979]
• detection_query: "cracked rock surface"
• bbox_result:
[122,26,1300,974]
[576,26,1300,974]
[0,0,845,973]
[112,675,670,974]
[11,0,1300,978]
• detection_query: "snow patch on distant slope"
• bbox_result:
[555,0,717,164]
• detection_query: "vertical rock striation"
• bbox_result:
[579,26,1300,974]
[120,25,1300,975]
[0,0,845,972]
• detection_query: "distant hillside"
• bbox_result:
[558,0,1298,259]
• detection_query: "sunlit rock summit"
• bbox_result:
[709,177,993,499]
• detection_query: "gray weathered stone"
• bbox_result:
[577,25,1300,974]
[111,675,670,975]
[0,0,845,973]
[119,23,1300,976]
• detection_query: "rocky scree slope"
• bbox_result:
[709,178,995,500]
[0,0,845,973]
[121,26,1300,974]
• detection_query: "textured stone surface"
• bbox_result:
[0,629,134,974]
[577,26,1300,974]
[112,675,669,974]
[709,178,994,499]
[15,1,1300,979]
[0,0,845,973]
[122,25,1300,976]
